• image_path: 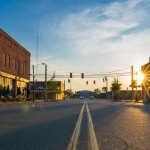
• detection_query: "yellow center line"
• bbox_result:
[86,101,99,150]
[67,102,85,150]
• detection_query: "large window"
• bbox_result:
[24,64,26,75]
[3,52,6,67]
[7,55,10,68]
[22,63,24,74]
[17,60,20,73]
[14,59,16,71]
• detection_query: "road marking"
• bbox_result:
[86,102,99,150]
[67,102,85,150]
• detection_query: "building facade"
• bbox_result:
[0,28,31,97]
[30,81,64,100]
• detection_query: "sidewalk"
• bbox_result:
[0,100,44,106]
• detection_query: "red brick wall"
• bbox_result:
[0,28,30,80]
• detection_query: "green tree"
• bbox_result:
[102,87,107,93]
[94,88,101,98]
[110,78,122,100]
[110,78,122,92]
[66,89,73,99]
[47,72,60,100]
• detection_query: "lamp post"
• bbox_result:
[135,72,138,101]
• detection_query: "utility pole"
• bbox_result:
[45,64,47,102]
[32,65,35,102]
[64,80,65,100]
[135,72,138,101]
[131,65,133,91]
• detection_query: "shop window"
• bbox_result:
[3,77,5,84]
[3,53,6,67]
[7,55,10,68]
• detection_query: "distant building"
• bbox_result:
[77,90,91,98]
[0,28,31,97]
[30,81,64,100]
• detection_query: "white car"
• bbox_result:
[80,96,85,100]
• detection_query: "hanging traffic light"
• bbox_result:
[68,79,70,83]
[94,80,96,84]
[70,73,72,78]
[81,73,84,78]
[86,81,88,84]
[105,77,107,81]
[103,78,105,82]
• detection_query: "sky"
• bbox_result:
[0,0,150,92]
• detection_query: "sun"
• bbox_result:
[137,72,145,85]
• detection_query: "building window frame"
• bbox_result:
[7,55,10,68]
[3,52,6,67]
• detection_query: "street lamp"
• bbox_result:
[32,63,46,102]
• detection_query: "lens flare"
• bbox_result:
[137,72,145,85]
[23,105,29,112]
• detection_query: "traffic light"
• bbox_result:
[68,79,70,83]
[81,73,84,78]
[105,77,107,81]
[94,80,96,84]
[70,73,72,78]
[103,78,105,82]
[86,81,88,84]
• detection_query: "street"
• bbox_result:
[0,99,150,150]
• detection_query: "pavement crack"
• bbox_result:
[111,132,130,149]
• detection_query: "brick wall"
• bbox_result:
[0,28,30,80]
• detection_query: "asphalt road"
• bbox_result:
[0,99,150,150]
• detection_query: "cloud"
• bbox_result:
[51,0,150,55]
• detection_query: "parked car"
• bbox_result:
[80,96,85,100]
[90,96,94,100]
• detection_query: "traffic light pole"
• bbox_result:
[64,80,65,100]
[32,65,35,102]
[45,64,47,102]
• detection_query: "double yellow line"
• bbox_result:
[67,102,99,150]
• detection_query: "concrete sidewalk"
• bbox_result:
[0,100,44,106]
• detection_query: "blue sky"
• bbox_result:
[1,0,150,92]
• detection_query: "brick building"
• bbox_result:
[0,28,31,97]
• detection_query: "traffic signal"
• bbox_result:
[68,79,70,83]
[70,73,72,78]
[86,81,88,84]
[105,77,107,81]
[94,80,96,84]
[103,78,105,82]
[81,73,84,78]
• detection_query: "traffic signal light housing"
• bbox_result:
[86,81,88,84]
[68,79,70,83]
[94,80,96,84]
[81,73,84,78]
[103,78,105,82]
[70,73,72,78]
[105,77,107,81]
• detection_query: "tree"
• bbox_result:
[102,87,107,93]
[94,88,101,98]
[66,89,73,99]
[110,78,122,92]
[110,78,122,100]
[47,72,60,100]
